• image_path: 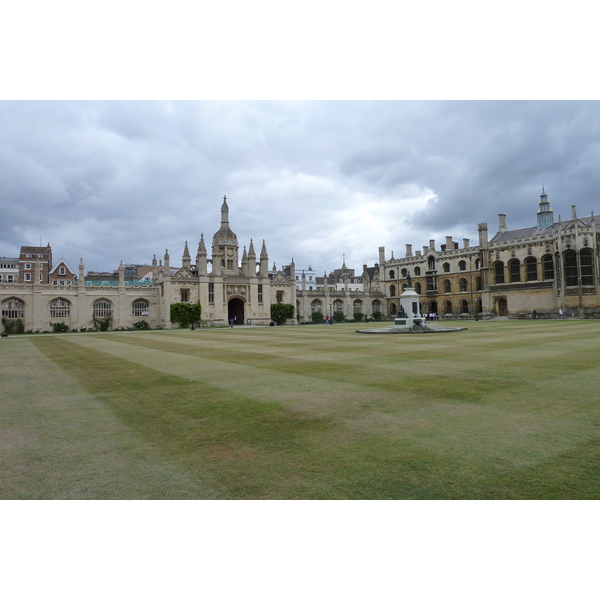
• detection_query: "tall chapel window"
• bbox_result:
[509,259,521,283]
[564,251,578,286]
[542,255,554,280]
[208,283,215,304]
[525,257,537,281]
[180,289,189,302]
[580,249,594,286]
[258,284,263,303]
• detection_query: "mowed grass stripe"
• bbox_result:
[28,336,473,499]
[0,338,222,499]
[46,326,600,499]
[6,320,600,499]
[91,324,600,406]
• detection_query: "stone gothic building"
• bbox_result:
[0,197,297,331]
[374,189,600,319]
[2,190,600,332]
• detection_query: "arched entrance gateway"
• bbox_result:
[228,297,244,325]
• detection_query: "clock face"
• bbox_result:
[227,249,233,256]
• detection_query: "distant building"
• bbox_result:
[49,256,77,287]
[0,257,18,284]
[19,244,52,284]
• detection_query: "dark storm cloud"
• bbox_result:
[1,101,599,274]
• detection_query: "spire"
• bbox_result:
[182,241,191,269]
[260,239,268,258]
[198,234,207,254]
[248,238,256,257]
[221,195,229,223]
[537,185,554,229]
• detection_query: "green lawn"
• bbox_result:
[2,320,600,499]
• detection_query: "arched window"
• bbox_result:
[443,262,450,273]
[389,284,396,297]
[475,258,481,269]
[564,250,577,286]
[476,276,482,291]
[389,270,395,279]
[445,300,452,314]
[581,248,594,286]
[353,299,363,314]
[428,256,436,270]
[50,298,70,318]
[333,299,343,312]
[372,299,382,313]
[1,298,24,319]
[132,299,149,316]
[401,268,407,278]
[494,261,505,284]
[461,299,469,313]
[444,279,452,293]
[525,257,537,282]
[415,282,422,294]
[509,259,521,283]
[414,266,421,276]
[542,254,554,280]
[459,260,467,271]
[93,299,112,318]
[390,303,397,316]
[459,278,468,292]
[310,299,322,313]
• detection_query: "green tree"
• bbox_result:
[311,311,325,324]
[270,302,295,324]
[333,310,345,323]
[1,318,25,334]
[170,303,201,328]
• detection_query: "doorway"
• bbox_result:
[497,298,508,316]
[228,298,245,325]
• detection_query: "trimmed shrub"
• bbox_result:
[2,318,25,334]
[311,311,325,324]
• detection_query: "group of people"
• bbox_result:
[425,313,439,321]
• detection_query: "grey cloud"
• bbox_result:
[2,101,599,275]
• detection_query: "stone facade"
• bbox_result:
[376,191,600,319]
[2,191,600,331]
[0,197,297,332]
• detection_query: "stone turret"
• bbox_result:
[196,235,207,274]
[212,195,239,274]
[478,223,489,249]
[498,214,507,233]
[241,246,249,276]
[182,241,191,270]
[248,239,257,276]
[537,186,554,229]
[259,240,269,277]
[79,258,85,287]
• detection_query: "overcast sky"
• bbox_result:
[1,100,599,275]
